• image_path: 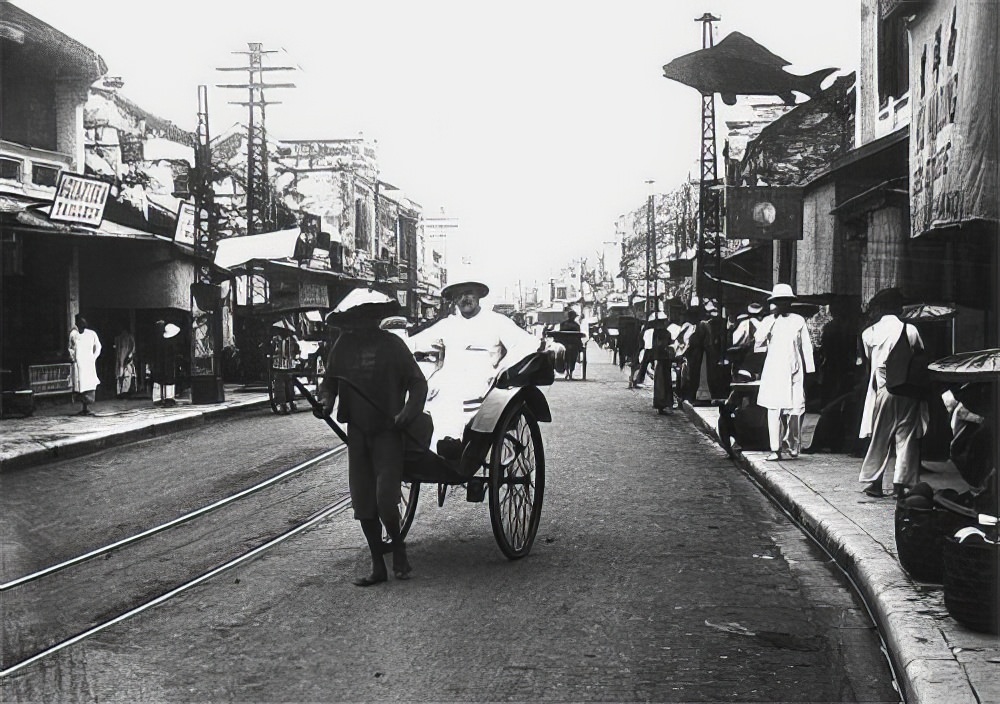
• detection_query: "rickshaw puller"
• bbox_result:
[317,291,428,586]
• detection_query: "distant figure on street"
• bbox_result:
[630,314,657,388]
[114,326,136,398]
[557,307,583,380]
[651,317,675,415]
[317,289,428,586]
[150,320,181,407]
[69,314,102,416]
[729,302,765,379]
[857,288,928,498]
[754,284,815,461]
[270,321,301,414]
[699,300,729,400]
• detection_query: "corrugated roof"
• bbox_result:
[2,3,107,80]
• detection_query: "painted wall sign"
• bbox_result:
[49,173,110,226]
[910,0,999,236]
[298,282,329,309]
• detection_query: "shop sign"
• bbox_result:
[396,289,408,306]
[910,1,999,236]
[298,282,329,308]
[174,202,196,246]
[50,173,110,226]
[724,186,803,240]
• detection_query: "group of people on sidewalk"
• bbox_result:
[618,281,990,504]
[66,315,184,414]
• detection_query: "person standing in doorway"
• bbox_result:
[754,284,815,461]
[114,325,136,398]
[150,320,181,407]
[69,315,102,416]
[857,288,929,498]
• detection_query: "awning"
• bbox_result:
[4,201,166,242]
[214,228,300,269]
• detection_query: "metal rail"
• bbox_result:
[0,494,353,679]
[0,445,346,592]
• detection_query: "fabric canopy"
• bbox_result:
[928,349,1000,381]
[214,228,300,269]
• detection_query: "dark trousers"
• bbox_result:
[653,359,673,410]
[632,350,652,386]
[347,425,405,522]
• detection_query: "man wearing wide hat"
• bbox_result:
[754,284,815,460]
[409,278,541,456]
[857,287,928,497]
[317,287,428,585]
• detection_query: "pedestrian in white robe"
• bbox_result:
[69,315,102,416]
[754,284,815,460]
[409,279,541,454]
[857,288,928,497]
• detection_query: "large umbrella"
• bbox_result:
[928,349,1000,382]
[901,303,958,322]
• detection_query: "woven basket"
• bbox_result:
[942,537,999,634]
[894,503,975,583]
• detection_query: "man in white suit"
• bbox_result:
[754,284,815,461]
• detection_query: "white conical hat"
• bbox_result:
[332,287,395,313]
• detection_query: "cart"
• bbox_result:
[545,330,587,380]
[295,351,554,559]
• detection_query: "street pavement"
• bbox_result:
[0,385,271,472]
[1,349,997,702]
[668,397,999,704]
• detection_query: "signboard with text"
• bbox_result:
[909,1,999,236]
[174,202,196,247]
[49,173,110,226]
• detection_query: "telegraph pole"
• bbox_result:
[216,44,294,236]
[189,85,224,403]
[645,179,655,316]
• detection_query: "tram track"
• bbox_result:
[0,444,351,677]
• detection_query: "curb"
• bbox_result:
[1,399,272,473]
[682,401,977,704]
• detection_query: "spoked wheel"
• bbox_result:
[383,481,419,545]
[488,402,545,559]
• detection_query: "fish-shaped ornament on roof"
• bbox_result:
[663,31,837,106]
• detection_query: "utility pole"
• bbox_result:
[217,44,294,236]
[645,179,655,315]
[694,13,722,305]
[189,85,224,403]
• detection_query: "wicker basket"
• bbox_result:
[894,503,975,583]
[942,537,999,634]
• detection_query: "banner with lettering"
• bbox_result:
[910,0,999,236]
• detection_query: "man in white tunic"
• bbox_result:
[858,288,928,498]
[69,314,102,416]
[409,279,541,456]
[754,284,815,460]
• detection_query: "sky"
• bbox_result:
[16,0,860,302]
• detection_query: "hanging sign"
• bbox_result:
[724,186,803,240]
[910,1,999,236]
[174,202,196,246]
[49,173,110,226]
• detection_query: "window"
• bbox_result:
[0,157,22,181]
[556,287,567,299]
[31,164,60,188]
[878,9,910,106]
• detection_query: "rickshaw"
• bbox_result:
[267,314,326,414]
[536,308,588,380]
[294,351,554,559]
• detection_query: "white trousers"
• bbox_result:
[767,409,802,453]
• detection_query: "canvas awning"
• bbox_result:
[213,228,300,269]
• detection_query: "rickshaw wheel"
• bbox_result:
[383,481,419,545]
[488,402,545,559]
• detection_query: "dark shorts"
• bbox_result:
[347,425,405,521]
[75,390,95,404]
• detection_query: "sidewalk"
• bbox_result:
[0,386,270,473]
[679,400,999,704]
